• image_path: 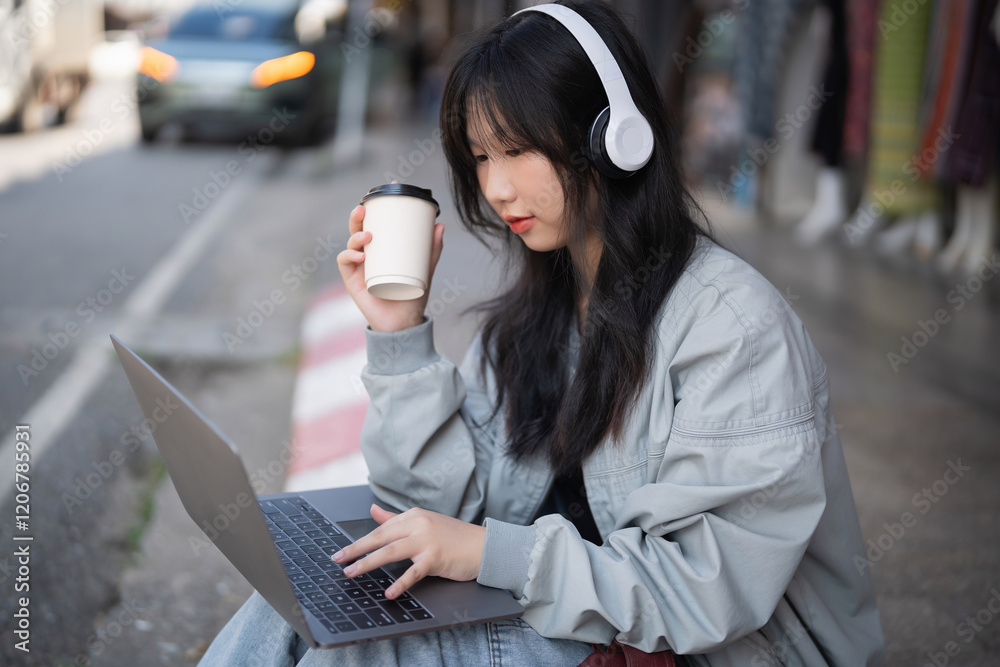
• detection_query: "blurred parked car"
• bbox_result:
[137,0,346,145]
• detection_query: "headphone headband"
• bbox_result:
[512,3,654,175]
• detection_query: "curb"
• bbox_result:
[283,284,371,492]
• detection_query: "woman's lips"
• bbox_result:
[506,216,535,234]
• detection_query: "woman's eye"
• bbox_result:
[505,148,523,157]
[474,154,488,164]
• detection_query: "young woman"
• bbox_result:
[199,1,885,665]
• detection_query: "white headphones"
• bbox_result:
[512,3,655,178]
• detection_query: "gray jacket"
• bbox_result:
[359,236,886,665]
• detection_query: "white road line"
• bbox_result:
[292,348,368,423]
[0,153,274,507]
[284,449,370,492]
[301,293,366,344]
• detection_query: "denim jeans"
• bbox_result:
[199,591,595,667]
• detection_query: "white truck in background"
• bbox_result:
[0,0,105,132]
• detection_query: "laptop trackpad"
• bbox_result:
[337,518,411,579]
[337,517,380,541]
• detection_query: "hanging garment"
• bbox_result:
[809,0,849,167]
[917,0,977,181]
[863,0,939,216]
[996,0,1000,177]
[842,0,880,163]
[994,0,1000,45]
[732,0,813,142]
[945,0,1000,186]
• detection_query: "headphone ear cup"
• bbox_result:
[587,107,636,179]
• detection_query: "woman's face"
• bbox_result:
[467,116,569,252]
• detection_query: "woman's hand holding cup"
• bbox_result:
[338,193,445,334]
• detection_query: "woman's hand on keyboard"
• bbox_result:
[331,504,486,600]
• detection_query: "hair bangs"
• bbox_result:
[464,42,567,160]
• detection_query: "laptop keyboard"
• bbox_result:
[259,496,434,636]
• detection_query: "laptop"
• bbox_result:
[109,333,524,649]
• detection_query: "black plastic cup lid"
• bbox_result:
[360,183,441,217]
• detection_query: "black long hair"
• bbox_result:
[441,0,718,477]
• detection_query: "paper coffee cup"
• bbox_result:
[359,183,441,301]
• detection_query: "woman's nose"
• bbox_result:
[483,162,516,205]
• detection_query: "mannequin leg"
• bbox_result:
[958,175,999,277]
[936,194,975,274]
[938,177,999,275]
[873,214,919,257]
[795,167,849,246]
[842,195,887,246]
[912,209,944,262]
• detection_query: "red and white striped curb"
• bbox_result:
[284,284,372,492]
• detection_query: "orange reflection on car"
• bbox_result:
[250,51,316,89]
[138,46,179,83]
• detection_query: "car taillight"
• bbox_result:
[250,51,315,89]
[138,46,179,82]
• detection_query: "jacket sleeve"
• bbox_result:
[475,274,830,655]
[358,315,499,524]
